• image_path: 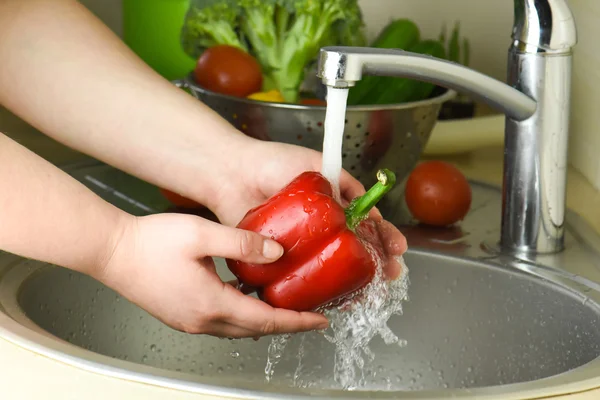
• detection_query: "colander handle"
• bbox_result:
[171,79,199,100]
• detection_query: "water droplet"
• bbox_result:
[230,350,240,358]
[217,367,224,373]
[150,344,157,352]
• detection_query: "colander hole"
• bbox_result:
[342,153,347,158]
[356,154,361,159]
[297,134,303,140]
[364,131,370,137]
[354,143,360,148]
[345,119,348,124]
[350,165,355,170]
[422,114,427,120]
[306,127,313,132]
[345,135,351,140]
[400,144,404,149]
[317,122,323,127]
[356,123,362,129]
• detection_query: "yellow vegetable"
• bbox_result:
[247,90,286,103]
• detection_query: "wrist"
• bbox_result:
[90,209,136,283]
[182,126,256,213]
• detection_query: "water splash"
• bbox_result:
[265,333,292,382]
[265,256,410,390]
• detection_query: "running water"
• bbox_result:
[265,256,410,390]
[264,86,411,390]
[320,87,349,201]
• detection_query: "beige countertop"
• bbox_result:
[0,107,599,399]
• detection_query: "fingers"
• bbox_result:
[377,220,407,256]
[218,285,329,337]
[199,221,284,264]
[375,220,407,281]
[383,255,403,280]
[339,169,366,202]
[200,321,260,339]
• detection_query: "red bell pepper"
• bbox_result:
[225,169,396,312]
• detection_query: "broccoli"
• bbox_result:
[180,0,366,103]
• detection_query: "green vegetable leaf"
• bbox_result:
[448,21,460,64]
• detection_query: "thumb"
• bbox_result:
[200,221,284,264]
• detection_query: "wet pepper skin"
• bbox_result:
[226,171,387,312]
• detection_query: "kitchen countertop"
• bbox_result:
[1,107,599,399]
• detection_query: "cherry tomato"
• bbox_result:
[194,45,263,98]
[159,188,204,209]
[404,161,472,227]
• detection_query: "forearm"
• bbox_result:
[0,133,129,276]
[0,0,250,210]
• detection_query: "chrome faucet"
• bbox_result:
[317,0,577,256]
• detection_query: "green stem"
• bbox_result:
[345,169,396,230]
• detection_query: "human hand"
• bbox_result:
[97,213,328,338]
[211,140,408,280]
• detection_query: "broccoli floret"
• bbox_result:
[180,0,366,103]
[180,0,246,60]
[269,0,366,101]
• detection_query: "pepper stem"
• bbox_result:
[345,169,396,230]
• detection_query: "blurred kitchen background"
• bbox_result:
[3,0,599,191]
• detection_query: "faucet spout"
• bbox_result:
[317,46,537,121]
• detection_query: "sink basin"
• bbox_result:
[0,161,599,399]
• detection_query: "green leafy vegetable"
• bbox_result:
[180,0,366,103]
[439,21,471,66]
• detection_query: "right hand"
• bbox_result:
[96,213,329,338]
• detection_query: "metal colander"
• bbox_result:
[174,76,456,223]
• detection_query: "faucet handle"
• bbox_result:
[512,0,577,53]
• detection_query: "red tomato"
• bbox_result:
[159,188,204,209]
[404,161,472,227]
[194,45,263,97]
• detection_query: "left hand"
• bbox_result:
[211,140,407,280]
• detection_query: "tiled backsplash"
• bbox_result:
[81,0,599,190]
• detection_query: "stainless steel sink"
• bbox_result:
[0,161,599,399]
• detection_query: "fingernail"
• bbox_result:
[262,239,283,260]
[317,321,329,330]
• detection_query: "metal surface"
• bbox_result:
[316,47,536,122]
[1,162,600,400]
[174,77,455,220]
[501,50,572,256]
[512,0,577,53]
[316,0,577,256]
